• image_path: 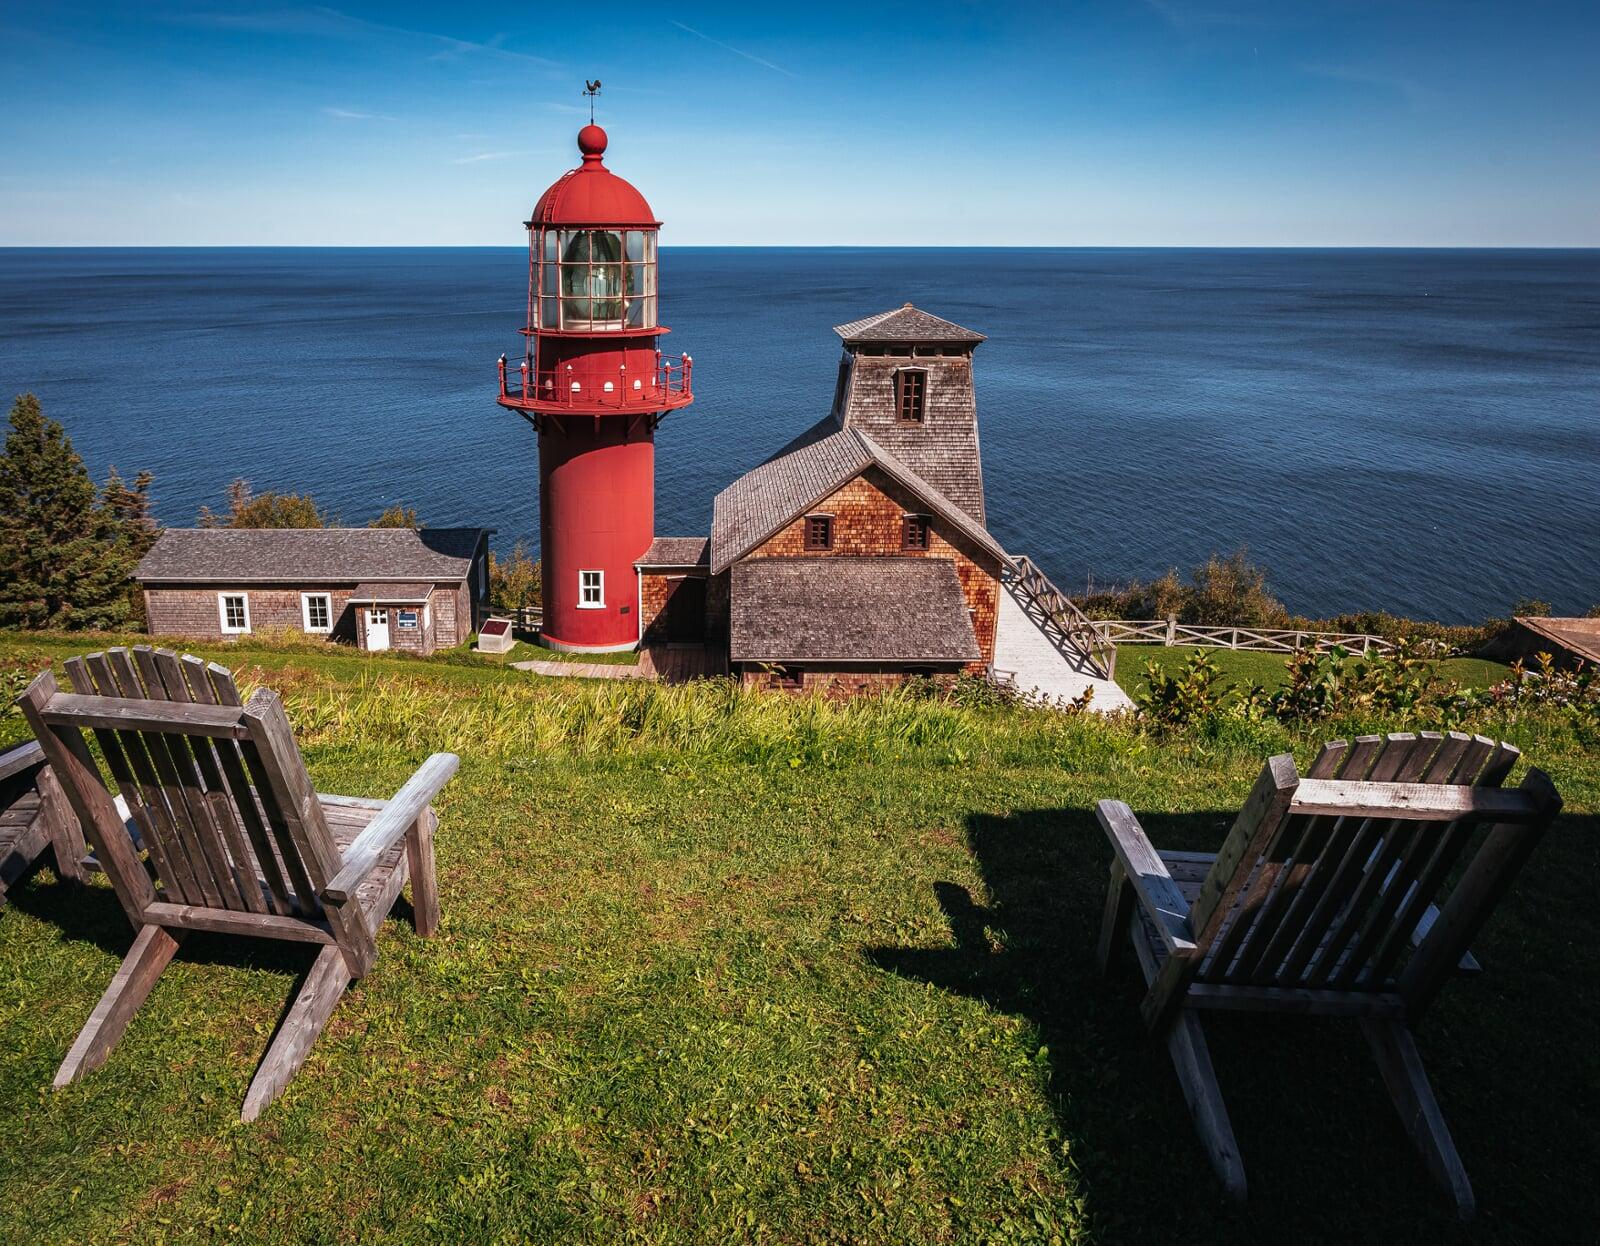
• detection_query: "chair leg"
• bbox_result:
[241,944,352,1123]
[1360,1018,1475,1220]
[405,807,440,938]
[1097,860,1133,975]
[37,766,88,884]
[1166,1009,1248,1202]
[55,924,182,1087]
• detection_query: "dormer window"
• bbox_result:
[803,514,834,551]
[896,369,927,423]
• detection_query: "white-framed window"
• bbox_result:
[578,569,604,608]
[217,592,251,635]
[478,554,488,598]
[301,592,332,633]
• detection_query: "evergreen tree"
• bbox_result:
[0,393,147,630]
[198,477,329,528]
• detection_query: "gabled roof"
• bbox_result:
[833,304,986,347]
[135,528,489,585]
[730,557,981,665]
[709,422,1009,576]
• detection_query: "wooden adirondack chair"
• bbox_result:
[0,739,86,906]
[16,646,459,1122]
[1096,731,1562,1219]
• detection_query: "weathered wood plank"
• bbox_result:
[1096,858,1134,975]
[0,740,45,784]
[405,806,441,938]
[142,901,335,944]
[91,650,200,903]
[16,672,154,922]
[1095,800,1197,963]
[241,689,375,977]
[1360,1019,1475,1220]
[1185,983,1406,1018]
[240,944,351,1123]
[54,925,182,1087]
[324,753,459,904]
[1289,779,1544,823]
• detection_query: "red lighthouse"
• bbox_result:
[497,121,693,651]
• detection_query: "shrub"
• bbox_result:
[1138,650,1233,727]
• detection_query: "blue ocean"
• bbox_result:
[1,247,1596,623]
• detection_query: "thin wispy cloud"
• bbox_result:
[322,106,395,121]
[451,150,535,164]
[669,20,795,77]
[1303,62,1431,108]
[545,101,590,116]
[164,5,561,70]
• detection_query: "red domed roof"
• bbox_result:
[529,125,659,228]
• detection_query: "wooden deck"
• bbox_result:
[639,643,725,683]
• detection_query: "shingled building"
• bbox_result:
[638,305,1009,691]
[135,527,493,656]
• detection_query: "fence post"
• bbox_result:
[1165,615,1177,645]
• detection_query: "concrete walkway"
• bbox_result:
[993,579,1135,713]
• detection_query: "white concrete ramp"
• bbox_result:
[993,579,1134,713]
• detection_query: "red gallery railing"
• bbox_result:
[497,354,692,410]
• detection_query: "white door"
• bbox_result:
[366,607,390,651]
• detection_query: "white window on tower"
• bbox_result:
[301,592,332,633]
[218,593,251,635]
[578,569,604,608]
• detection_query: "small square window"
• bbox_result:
[218,593,250,634]
[902,515,931,551]
[301,592,332,633]
[578,569,605,608]
[803,515,833,551]
[896,369,927,423]
[772,665,803,689]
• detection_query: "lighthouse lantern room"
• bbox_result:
[497,118,693,652]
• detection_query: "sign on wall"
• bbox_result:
[397,610,419,629]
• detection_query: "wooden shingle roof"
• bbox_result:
[135,528,488,584]
[833,304,986,346]
[635,537,711,569]
[730,557,981,665]
[709,422,1008,576]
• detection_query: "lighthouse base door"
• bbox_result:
[365,608,391,651]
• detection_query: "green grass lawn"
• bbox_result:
[0,632,1593,1243]
[1115,644,1511,701]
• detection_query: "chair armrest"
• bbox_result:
[1095,800,1199,961]
[0,739,45,785]
[323,753,459,903]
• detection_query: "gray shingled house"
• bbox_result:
[636,305,1010,691]
[135,527,493,656]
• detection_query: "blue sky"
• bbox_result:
[1,1,1596,245]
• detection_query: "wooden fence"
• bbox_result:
[1007,555,1119,680]
[1093,617,1392,655]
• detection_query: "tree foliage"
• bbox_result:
[369,504,420,529]
[0,393,155,630]
[198,478,329,529]
[489,541,541,611]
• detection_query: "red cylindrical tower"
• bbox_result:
[496,122,693,651]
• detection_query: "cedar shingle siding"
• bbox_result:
[136,528,491,656]
[710,305,1007,690]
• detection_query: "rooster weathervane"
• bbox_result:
[583,79,602,124]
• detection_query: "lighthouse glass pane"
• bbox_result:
[543,231,558,263]
[561,231,589,263]
[541,295,560,328]
[625,230,645,262]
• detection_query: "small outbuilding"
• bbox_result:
[135,527,493,656]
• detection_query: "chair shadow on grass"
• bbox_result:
[865,805,1598,1240]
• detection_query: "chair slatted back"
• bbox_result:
[22,647,345,928]
[1185,732,1559,1015]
